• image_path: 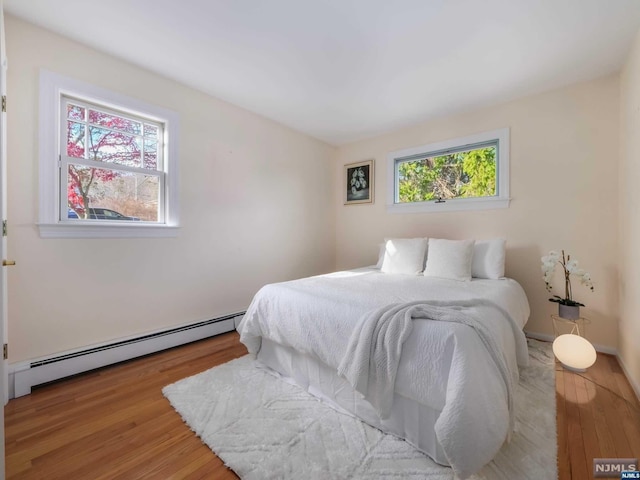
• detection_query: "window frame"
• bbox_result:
[38,70,180,238]
[386,128,510,214]
[60,95,166,225]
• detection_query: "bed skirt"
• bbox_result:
[257,338,449,467]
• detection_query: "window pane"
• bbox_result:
[397,145,496,203]
[88,109,142,135]
[143,139,158,169]
[67,164,159,222]
[67,121,85,159]
[87,126,142,167]
[144,124,158,139]
[67,104,85,121]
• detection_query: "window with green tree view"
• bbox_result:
[387,129,509,213]
[397,142,497,202]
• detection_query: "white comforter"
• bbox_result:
[238,267,530,478]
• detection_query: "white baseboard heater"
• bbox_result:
[9,312,244,398]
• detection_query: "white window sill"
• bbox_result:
[38,223,180,239]
[386,197,510,214]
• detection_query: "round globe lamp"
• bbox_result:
[552,334,597,372]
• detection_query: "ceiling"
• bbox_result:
[5,0,640,145]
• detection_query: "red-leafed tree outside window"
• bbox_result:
[63,96,164,222]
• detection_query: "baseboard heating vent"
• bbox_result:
[10,312,244,398]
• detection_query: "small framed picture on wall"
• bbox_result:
[344,160,374,205]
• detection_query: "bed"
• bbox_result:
[238,259,530,479]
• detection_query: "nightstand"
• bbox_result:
[551,314,590,338]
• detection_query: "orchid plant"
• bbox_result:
[541,250,594,306]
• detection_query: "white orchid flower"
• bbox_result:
[581,272,594,290]
[566,259,579,273]
[541,254,557,269]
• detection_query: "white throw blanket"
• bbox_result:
[337,299,515,428]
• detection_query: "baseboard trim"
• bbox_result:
[616,353,640,402]
[524,331,554,343]
[9,312,244,399]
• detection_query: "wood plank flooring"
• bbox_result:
[556,352,640,480]
[5,332,246,480]
[4,332,640,479]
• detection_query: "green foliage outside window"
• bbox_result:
[397,146,496,203]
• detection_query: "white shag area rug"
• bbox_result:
[163,338,557,480]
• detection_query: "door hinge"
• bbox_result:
[3,344,7,360]
[2,220,6,237]
[1,96,6,113]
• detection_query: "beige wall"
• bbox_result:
[334,76,620,349]
[6,15,336,362]
[619,30,640,393]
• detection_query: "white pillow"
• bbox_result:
[424,238,475,281]
[381,238,428,275]
[472,238,506,279]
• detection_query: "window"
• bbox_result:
[39,70,179,238]
[63,97,164,223]
[386,128,509,213]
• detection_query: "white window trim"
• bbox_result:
[386,128,510,214]
[38,69,180,238]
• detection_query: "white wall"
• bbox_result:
[619,29,640,393]
[334,76,620,349]
[6,15,336,362]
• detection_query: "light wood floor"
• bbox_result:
[5,332,246,479]
[556,351,640,480]
[4,332,640,479]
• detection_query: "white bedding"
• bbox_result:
[238,267,530,478]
